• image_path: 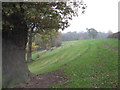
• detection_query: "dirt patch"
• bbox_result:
[104,42,120,53]
[15,69,69,88]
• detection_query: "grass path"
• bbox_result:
[104,42,120,53]
[28,39,119,88]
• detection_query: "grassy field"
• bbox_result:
[28,39,119,88]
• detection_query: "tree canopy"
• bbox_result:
[86,28,98,39]
[2,1,87,33]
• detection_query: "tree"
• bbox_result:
[2,1,86,87]
[36,29,59,50]
[52,31,62,47]
[2,3,29,87]
[25,1,86,62]
[106,30,113,37]
[26,28,35,62]
[86,28,98,39]
[61,31,111,41]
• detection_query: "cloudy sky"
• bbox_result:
[61,0,119,33]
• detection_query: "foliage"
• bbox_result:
[26,42,39,52]
[86,28,98,39]
[52,32,62,47]
[2,1,86,63]
[2,1,86,32]
[34,31,62,50]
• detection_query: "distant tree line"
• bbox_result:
[62,30,113,41]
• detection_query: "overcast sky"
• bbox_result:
[61,0,119,33]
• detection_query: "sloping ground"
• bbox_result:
[24,39,119,88]
[29,40,90,74]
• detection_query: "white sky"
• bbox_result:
[61,0,119,33]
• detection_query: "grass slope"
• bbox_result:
[28,39,119,88]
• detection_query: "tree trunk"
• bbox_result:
[26,28,34,62]
[2,17,30,88]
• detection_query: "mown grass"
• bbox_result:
[28,39,119,88]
